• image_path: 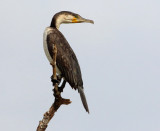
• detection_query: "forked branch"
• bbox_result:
[36,44,71,131]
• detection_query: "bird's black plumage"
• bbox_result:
[47,28,83,89]
[43,11,93,113]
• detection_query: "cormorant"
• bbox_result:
[43,11,94,113]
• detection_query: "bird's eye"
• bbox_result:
[75,15,79,18]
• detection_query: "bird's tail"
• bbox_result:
[78,86,89,113]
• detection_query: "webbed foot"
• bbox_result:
[58,80,66,92]
[51,75,60,86]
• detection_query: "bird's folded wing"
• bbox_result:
[47,29,83,89]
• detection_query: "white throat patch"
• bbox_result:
[56,14,74,29]
[56,15,64,29]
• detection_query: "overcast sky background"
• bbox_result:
[0,0,160,131]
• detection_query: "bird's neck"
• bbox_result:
[50,19,59,29]
[50,15,63,29]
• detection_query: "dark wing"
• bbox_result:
[47,28,89,113]
[47,29,83,89]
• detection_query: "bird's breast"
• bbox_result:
[43,27,53,63]
[43,27,61,75]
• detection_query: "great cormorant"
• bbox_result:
[43,11,94,113]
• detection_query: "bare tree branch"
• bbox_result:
[37,44,71,131]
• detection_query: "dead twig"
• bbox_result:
[36,44,71,131]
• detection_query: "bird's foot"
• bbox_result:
[51,75,60,86]
[58,80,66,92]
[58,86,64,92]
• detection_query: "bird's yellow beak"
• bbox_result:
[72,17,94,24]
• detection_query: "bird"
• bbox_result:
[43,11,94,113]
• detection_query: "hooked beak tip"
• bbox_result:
[78,17,94,24]
[84,19,94,24]
[90,20,94,24]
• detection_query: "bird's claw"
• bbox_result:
[58,80,66,92]
[58,87,64,92]
[51,76,60,86]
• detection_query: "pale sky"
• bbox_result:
[0,0,160,131]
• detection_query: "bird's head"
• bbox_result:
[50,11,94,29]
